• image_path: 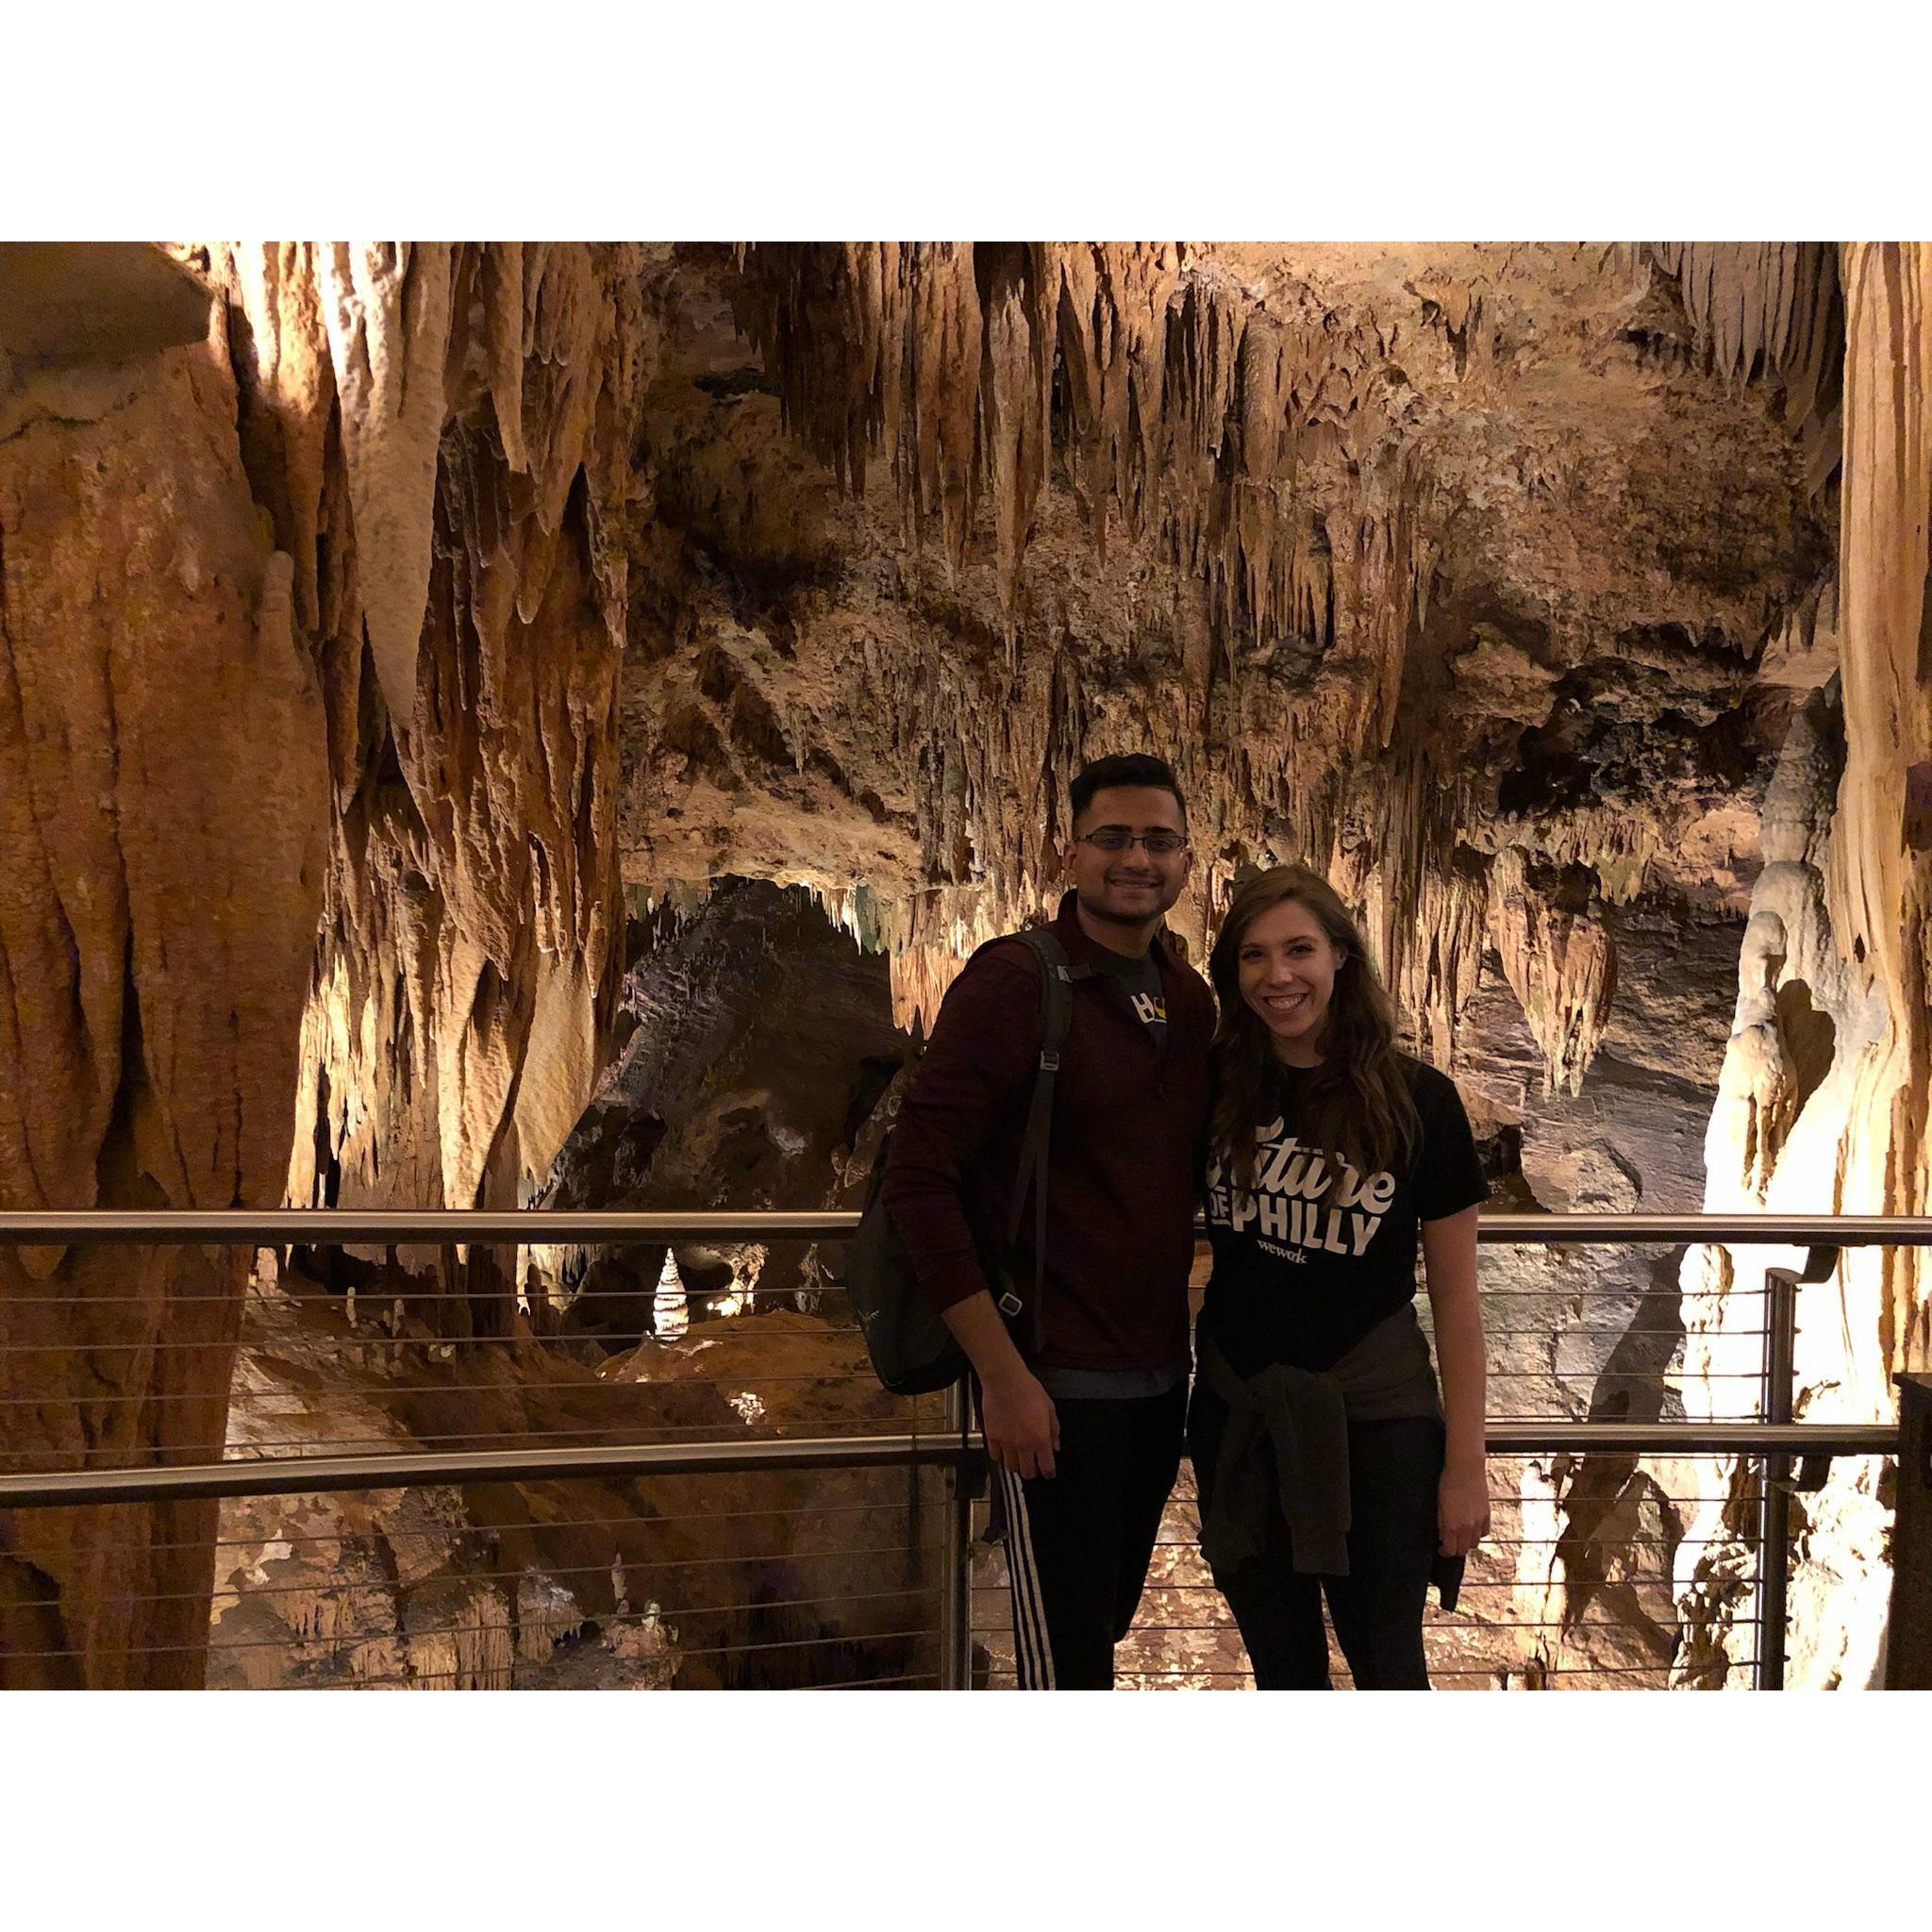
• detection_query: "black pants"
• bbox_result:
[1188,1391,1443,1690]
[994,1382,1187,1690]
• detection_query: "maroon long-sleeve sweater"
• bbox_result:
[881,891,1214,1374]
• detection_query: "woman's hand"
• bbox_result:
[1438,1457,1491,1557]
[1423,1205,1488,1558]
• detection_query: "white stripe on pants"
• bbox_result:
[998,1462,1058,1690]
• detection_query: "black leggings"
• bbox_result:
[1188,1392,1443,1690]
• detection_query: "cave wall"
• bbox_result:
[1665,242,1932,1689]
[0,250,328,1684]
[0,242,650,1684]
[528,877,910,1343]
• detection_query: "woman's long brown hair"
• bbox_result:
[1208,865,1422,1193]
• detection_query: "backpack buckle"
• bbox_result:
[1039,1051,1060,1073]
[997,1290,1024,1318]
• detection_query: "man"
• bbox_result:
[883,753,1214,1689]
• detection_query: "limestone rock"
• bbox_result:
[528,879,909,1341]
[219,244,654,1311]
[7,239,1924,1694]
[0,262,328,1685]
[208,1260,944,1689]
[2,240,652,1684]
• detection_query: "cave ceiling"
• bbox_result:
[618,242,1838,1053]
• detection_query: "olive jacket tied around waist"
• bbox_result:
[1193,1307,1465,1612]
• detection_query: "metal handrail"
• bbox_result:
[0,1419,1897,1510]
[0,1430,971,1507]
[3,1208,1931,1244]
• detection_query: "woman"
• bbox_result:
[1191,864,1490,1689]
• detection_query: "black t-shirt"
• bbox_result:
[1201,1056,1488,1376]
[1085,940,1168,1047]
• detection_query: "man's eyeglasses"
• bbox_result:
[1076,828,1189,855]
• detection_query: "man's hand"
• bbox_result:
[936,1291,1060,1478]
[1437,1457,1491,1557]
[981,1367,1060,1479]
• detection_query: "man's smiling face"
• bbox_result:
[1061,784,1191,933]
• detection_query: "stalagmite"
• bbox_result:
[1665,679,1896,1686]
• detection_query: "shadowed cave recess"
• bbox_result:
[2,241,1927,1690]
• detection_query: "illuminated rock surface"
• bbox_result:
[4,241,1926,1689]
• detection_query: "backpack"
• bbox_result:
[845,926,1089,1394]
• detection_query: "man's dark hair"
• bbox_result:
[1068,754,1188,831]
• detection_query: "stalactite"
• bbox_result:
[1646,242,1843,487]
[647,244,1831,1079]
[720,246,1497,1043]
[217,243,651,1273]
[1486,847,1618,1095]
[734,244,1432,693]
[1485,804,1671,906]
[1344,753,1493,1069]
[314,242,454,728]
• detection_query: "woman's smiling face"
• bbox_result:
[1237,896,1347,1064]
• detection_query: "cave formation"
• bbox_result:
[1,241,1926,1690]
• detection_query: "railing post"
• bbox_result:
[1754,1246,1837,1690]
[1757,1266,1798,1690]
[1885,1374,1932,1689]
[939,1379,975,1690]
[1756,1285,1793,1689]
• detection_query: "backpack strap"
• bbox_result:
[999,927,1091,1356]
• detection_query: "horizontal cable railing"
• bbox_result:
[3,1430,1897,1690]
[975,1443,1905,1692]
[0,1433,966,1507]
[4,1208,1926,1690]
[36,1460,958,1691]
